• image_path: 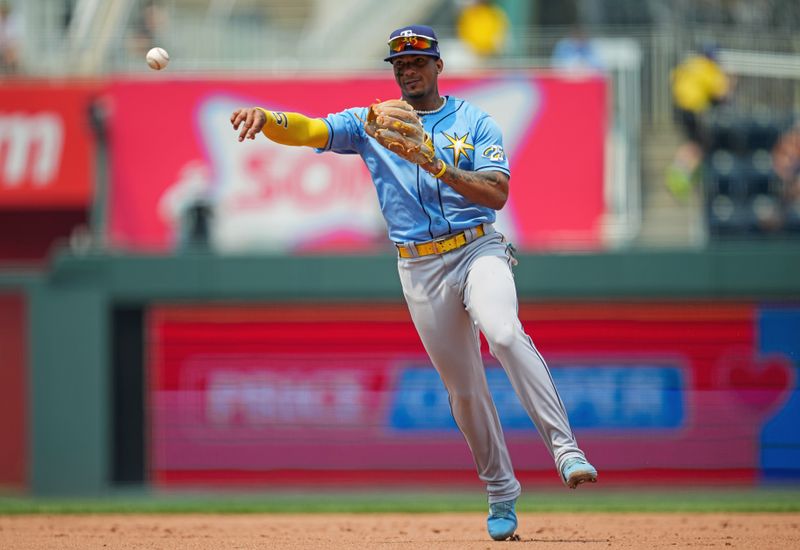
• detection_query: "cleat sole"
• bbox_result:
[567,472,598,489]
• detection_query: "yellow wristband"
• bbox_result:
[432,160,447,179]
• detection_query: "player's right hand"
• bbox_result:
[230,107,267,142]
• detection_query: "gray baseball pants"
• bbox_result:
[397,225,587,503]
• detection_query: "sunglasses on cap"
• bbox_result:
[387,34,437,53]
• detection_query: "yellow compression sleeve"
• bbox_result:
[255,108,329,148]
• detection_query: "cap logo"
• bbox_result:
[400,30,415,37]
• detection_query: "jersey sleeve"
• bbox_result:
[316,107,368,155]
[471,115,510,176]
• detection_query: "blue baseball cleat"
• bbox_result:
[561,457,598,489]
[487,498,518,541]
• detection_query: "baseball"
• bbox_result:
[146,47,169,70]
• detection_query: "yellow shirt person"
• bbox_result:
[457,0,509,57]
[666,48,731,199]
[671,54,730,113]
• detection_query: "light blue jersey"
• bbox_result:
[318,96,510,243]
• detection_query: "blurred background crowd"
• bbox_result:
[2,0,800,254]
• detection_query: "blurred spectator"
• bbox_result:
[772,122,800,188]
[550,25,605,73]
[158,160,214,251]
[61,0,76,32]
[456,0,509,58]
[126,0,168,60]
[772,121,800,231]
[0,0,22,75]
[666,44,732,200]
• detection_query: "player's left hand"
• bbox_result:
[364,99,435,167]
[230,107,267,142]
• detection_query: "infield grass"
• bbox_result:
[1,488,799,515]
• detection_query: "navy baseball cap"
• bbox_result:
[384,25,440,62]
[701,42,720,61]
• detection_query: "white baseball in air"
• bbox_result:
[146,47,170,70]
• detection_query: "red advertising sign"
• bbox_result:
[0,82,97,208]
[109,73,605,253]
[148,302,797,487]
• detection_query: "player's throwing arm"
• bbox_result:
[230,107,329,148]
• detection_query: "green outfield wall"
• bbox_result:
[3,242,799,495]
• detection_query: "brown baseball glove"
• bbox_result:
[364,99,435,166]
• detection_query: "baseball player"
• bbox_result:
[231,24,597,541]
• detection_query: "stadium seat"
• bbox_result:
[747,194,783,233]
[706,149,746,198]
[704,113,795,238]
[706,194,751,236]
[706,114,739,152]
[743,115,782,151]
[743,149,778,196]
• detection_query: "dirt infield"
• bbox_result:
[2,513,799,549]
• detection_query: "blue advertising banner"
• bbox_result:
[389,363,685,432]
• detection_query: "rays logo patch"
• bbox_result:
[442,132,474,166]
[482,145,506,162]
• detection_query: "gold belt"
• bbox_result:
[396,225,485,258]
